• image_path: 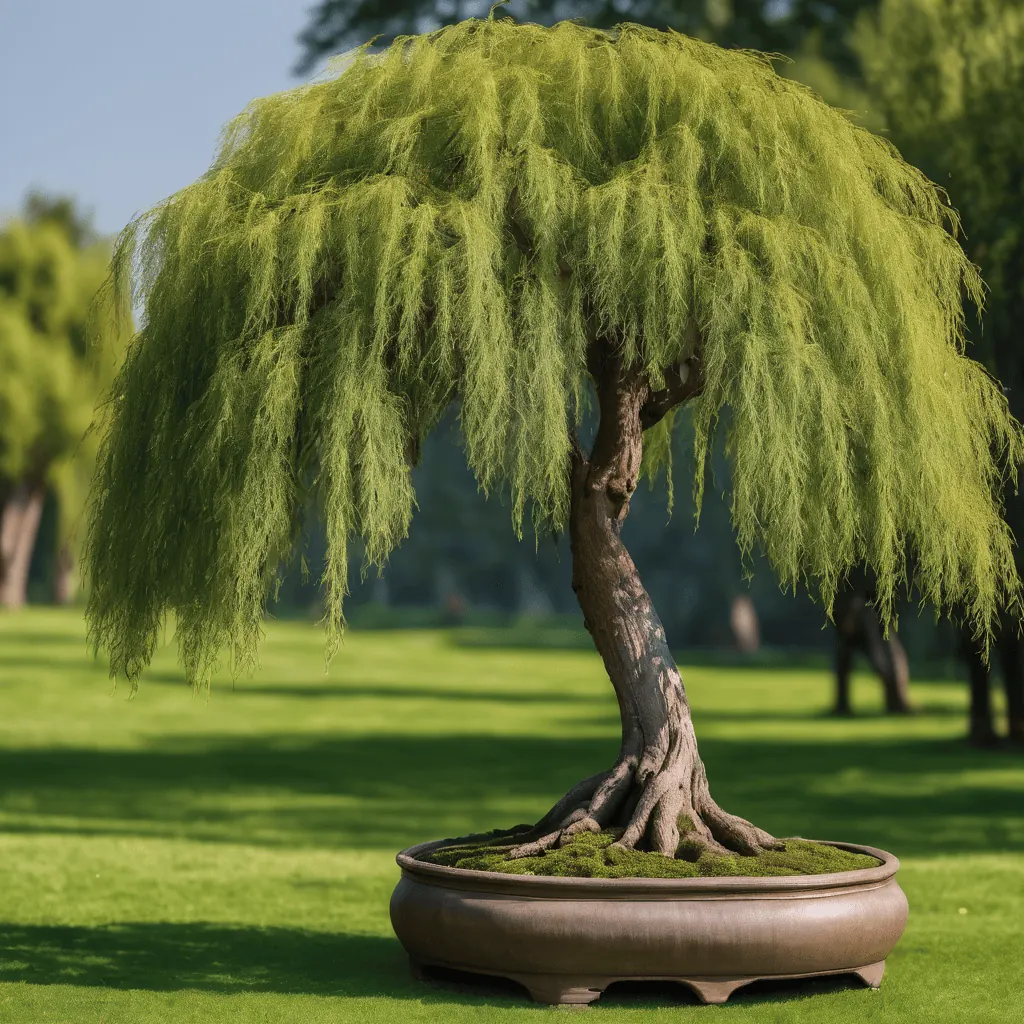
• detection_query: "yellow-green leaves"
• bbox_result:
[84,16,1021,689]
[0,216,127,548]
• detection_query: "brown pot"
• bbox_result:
[390,838,909,1005]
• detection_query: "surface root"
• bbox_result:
[509,761,781,860]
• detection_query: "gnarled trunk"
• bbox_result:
[510,354,780,860]
[0,482,45,609]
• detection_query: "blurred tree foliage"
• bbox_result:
[0,195,128,607]
[294,0,880,80]
[853,0,1024,402]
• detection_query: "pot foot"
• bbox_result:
[853,960,885,989]
[681,977,755,1004]
[508,974,606,1005]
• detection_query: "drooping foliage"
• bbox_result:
[0,206,127,553]
[853,0,1024,395]
[84,14,1021,690]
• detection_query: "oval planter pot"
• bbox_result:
[390,838,909,1006]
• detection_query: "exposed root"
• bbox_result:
[700,802,781,856]
[509,758,783,861]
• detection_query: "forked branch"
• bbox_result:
[640,356,703,430]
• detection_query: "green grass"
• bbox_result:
[0,608,1021,1023]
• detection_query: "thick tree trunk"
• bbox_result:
[0,482,45,609]
[509,353,780,860]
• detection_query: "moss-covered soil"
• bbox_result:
[422,829,883,878]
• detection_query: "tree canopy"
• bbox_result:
[0,200,126,562]
[853,0,1024,396]
[84,15,1022,691]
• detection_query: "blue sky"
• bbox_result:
[0,2,389,236]
[0,2,603,239]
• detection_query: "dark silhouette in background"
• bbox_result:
[959,617,1024,748]
[832,578,1024,748]
[293,0,879,80]
[832,582,912,716]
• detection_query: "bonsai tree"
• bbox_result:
[0,195,127,607]
[84,14,1022,863]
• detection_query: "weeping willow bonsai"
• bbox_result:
[84,14,1022,868]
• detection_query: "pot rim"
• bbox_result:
[396,837,899,897]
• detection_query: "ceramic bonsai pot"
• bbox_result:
[390,838,908,1005]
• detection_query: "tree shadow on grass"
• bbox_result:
[139,674,610,705]
[0,924,878,1007]
[0,631,90,649]
[0,922,419,999]
[0,731,1022,855]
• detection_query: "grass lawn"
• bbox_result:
[0,608,1021,1023]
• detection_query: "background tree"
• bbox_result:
[832,576,912,716]
[0,195,127,608]
[84,17,1020,859]
[294,0,880,80]
[853,0,1024,744]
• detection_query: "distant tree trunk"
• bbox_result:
[52,543,75,605]
[508,353,780,860]
[834,631,854,715]
[730,594,760,653]
[961,622,1024,748]
[0,482,46,608]
[963,633,998,746]
[1005,636,1024,747]
[833,585,913,715]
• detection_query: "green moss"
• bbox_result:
[422,829,882,879]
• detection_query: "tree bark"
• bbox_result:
[509,349,780,860]
[0,482,46,609]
